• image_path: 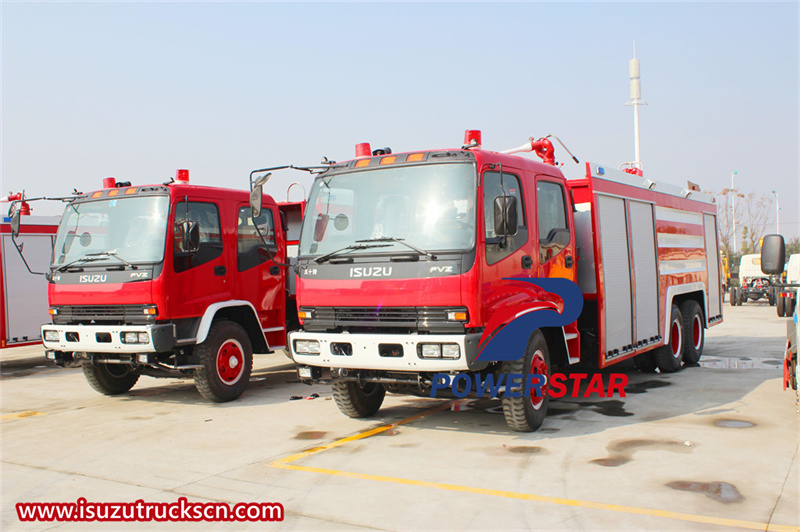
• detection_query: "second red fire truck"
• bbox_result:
[32,170,303,402]
[284,130,723,431]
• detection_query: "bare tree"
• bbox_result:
[739,193,774,254]
[715,188,744,257]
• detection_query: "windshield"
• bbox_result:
[299,163,476,258]
[53,196,170,267]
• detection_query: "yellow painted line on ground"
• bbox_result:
[1,411,45,422]
[270,401,798,532]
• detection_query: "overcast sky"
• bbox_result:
[2,2,798,242]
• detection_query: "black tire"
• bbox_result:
[788,297,797,317]
[729,287,737,307]
[501,330,550,432]
[655,305,684,373]
[83,361,140,395]
[633,352,658,373]
[194,320,253,403]
[736,289,744,306]
[331,379,386,418]
[680,300,704,364]
[777,295,786,317]
[768,288,776,306]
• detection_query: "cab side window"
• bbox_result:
[237,206,276,272]
[483,171,527,265]
[536,181,570,264]
[173,201,223,273]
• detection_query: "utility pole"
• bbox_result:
[732,171,737,253]
[772,190,780,234]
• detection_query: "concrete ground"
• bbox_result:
[1,302,797,531]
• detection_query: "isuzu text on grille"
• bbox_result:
[430,372,629,399]
[78,274,107,283]
[349,266,392,278]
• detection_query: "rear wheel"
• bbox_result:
[501,330,550,432]
[83,361,140,395]
[788,297,797,316]
[331,379,386,418]
[736,288,744,306]
[680,300,704,364]
[769,288,776,306]
[777,295,786,317]
[194,320,253,402]
[729,287,738,307]
[655,305,684,373]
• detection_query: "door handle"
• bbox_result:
[214,265,227,276]
[565,256,574,268]
[521,255,533,269]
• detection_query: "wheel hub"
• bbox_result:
[671,320,682,357]
[217,341,244,384]
[529,350,548,410]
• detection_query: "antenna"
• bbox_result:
[625,41,648,167]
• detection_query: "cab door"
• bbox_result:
[480,167,536,323]
[170,198,232,320]
[234,203,286,350]
[534,177,576,282]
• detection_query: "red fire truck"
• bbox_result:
[27,170,303,402]
[285,130,723,431]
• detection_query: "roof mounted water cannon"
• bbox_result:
[3,192,31,216]
[500,134,580,167]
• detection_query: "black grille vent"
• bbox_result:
[52,305,154,325]
[303,306,465,333]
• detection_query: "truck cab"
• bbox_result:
[40,170,297,402]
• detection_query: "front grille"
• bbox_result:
[303,306,466,334]
[52,305,154,325]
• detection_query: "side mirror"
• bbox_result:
[314,214,329,242]
[761,234,785,275]
[175,220,200,254]
[10,208,21,238]
[250,186,263,219]
[493,196,518,236]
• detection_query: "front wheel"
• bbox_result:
[83,361,140,395]
[331,379,386,418]
[729,287,738,307]
[655,305,684,373]
[777,295,786,317]
[501,330,550,432]
[194,321,253,402]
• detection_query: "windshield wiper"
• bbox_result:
[314,243,392,264]
[57,251,137,272]
[356,237,438,260]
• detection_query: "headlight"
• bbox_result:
[123,332,139,344]
[43,330,59,342]
[441,344,460,359]
[138,332,149,343]
[294,340,321,354]
[420,344,442,358]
